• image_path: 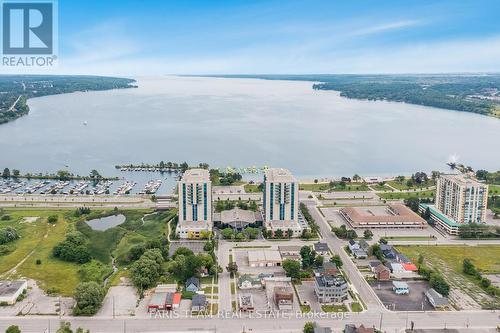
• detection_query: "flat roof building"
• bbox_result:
[435,174,488,225]
[216,208,260,231]
[274,286,294,311]
[263,168,303,238]
[248,250,282,267]
[0,280,27,305]
[177,169,212,239]
[340,204,427,229]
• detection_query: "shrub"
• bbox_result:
[0,227,19,245]
[47,215,58,224]
[35,259,42,265]
[73,282,104,316]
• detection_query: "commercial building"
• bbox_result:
[274,286,294,310]
[191,294,207,312]
[340,204,427,229]
[148,292,167,312]
[248,250,282,267]
[436,174,488,224]
[278,245,302,261]
[314,274,349,303]
[425,288,449,309]
[177,169,212,239]
[238,293,255,312]
[392,281,410,295]
[0,280,27,305]
[263,168,303,238]
[214,208,261,231]
[314,262,339,277]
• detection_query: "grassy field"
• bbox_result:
[321,304,348,312]
[243,184,262,193]
[299,183,369,192]
[385,236,436,241]
[386,179,435,191]
[378,190,434,200]
[0,207,175,296]
[397,245,500,308]
[489,184,500,195]
[0,209,80,296]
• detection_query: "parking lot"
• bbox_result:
[169,241,205,256]
[295,281,321,312]
[369,280,434,311]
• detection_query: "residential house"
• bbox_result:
[314,274,349,303]
[374,264,390,281]
[191,294,208,312]
[238,274,262,289]
[380,244,396,259]
[185,277,200,293]
[425,288,449,309]
[313,242,329,256]
[402,263,418,272]
[390,263,405,274]
[369,261,382,273]
[348,240,360,252]
[314,262,339,277]
[274,286,294,310]
[358,240,370,252]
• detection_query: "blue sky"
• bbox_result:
[22,0,500,74]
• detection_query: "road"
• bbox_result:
[0,309,498,333]
[305,203,385,312]
[217,241,232,313]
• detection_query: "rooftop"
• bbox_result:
[340,204,426,226]
[419,203,459,228]
[248,250,282,262]
[0,280,26,297]
[220,208,257,224]
[265,168,296,183]
[180,168,210,182]
[439,173,487,187]
[392,281,409,289]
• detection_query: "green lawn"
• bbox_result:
[300,305,311,313]
[299,183,369,192]
[387,179,435,191]
[243,184,262,193]
[371,184,389,191]
[489,184,500,196]
[385,236,436,241]
[321,304,348,312]
[350,302,363,312]
[378,190,434,200]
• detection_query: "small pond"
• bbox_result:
[86,214,126,231]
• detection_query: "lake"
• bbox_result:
[0,75,499,192]
[86,214,126,231]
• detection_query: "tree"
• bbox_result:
[274,229,284,239]
[226,262,238,275]
[56,322,73,333]
[89,170,102,179]
[220,228,235,239]
[12,169,20,178]
[243,227,259,239]
[300,246,315,268]
[2,168,10,178]
[73,282,104,316]
[57,170,71,180]
[363,229,373,239]
[330,254,343,268]
[314,255,324,267]
[371,244,383,261]
[303,322,314,333]
[282,259,301,279]
[353,174,361,182]
[463,258,477,276]
[5,325,21,333]
[404,197,420,212]
[430,274,450,296]
[346,229,358,240]
[418,254,424,267]
[173,247,194,258]
[47,215,58,224]
[475,169,488,180]
[203,241,214,252]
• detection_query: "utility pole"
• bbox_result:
[113,296,115,318]
[379,312,383,331]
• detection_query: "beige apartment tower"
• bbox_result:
[435,174,488,224]
[177,168,212,239]
[263,168,303,237]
